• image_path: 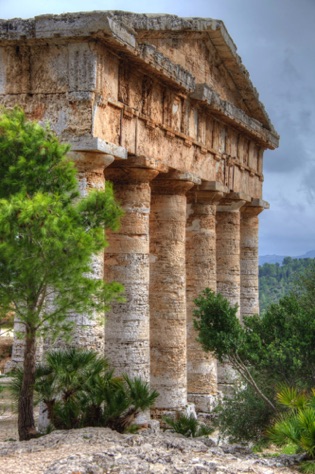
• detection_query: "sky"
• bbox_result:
[1,0,314,256]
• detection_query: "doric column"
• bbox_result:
[150,171,200,416]
[104,157,162,384]
[216,193,251,312]
[186,182,227,412]
[63,151,115,353]
[216,192,250,393]
[240,199,269,318]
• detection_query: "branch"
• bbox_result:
[229,353,276,411]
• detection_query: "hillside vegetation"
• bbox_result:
[259,257,315,312]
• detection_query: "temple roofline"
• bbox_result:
[0,11,279,148]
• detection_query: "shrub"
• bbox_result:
[163,412,213,438]
[268,386,315,466]
[215,383,274,442]
[11,348,159,433]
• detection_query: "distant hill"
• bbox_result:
[259,255,315,312]
[259,250,315,266]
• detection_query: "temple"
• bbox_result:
[0,11,279,416]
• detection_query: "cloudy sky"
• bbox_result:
[1,0,314,256]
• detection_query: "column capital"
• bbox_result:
[67,136,127,160]
[151,170,201,195]
[105,155,166,183]
[188,181,228,204]
[217,191,251,212]
[69,151,114,171]
[241,199,270,217]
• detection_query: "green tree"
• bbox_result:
[193,289,276,411]
[259,258,315,312]
[194,286,315,411]
[0,108,123,440]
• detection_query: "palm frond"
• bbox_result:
[276,385,308,410]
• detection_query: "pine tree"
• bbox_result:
[0,108,123,440]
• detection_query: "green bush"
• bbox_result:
[163,412,213,438]
[214,384,274,442]
[11,348,159,433]
[268,386,315,466]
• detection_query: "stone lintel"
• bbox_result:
[151,170,201,195]
[69,151,114,171]
[68,136,128,160]
[190,84,279,149]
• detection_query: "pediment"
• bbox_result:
[111,12,276,135]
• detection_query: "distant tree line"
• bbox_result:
[259,257,315,312]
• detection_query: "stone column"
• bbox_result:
[104,157,161,384]
[186,182,227,412]
[216,192,250,393]
[240,199,269,318]
[150,171,200,417]
[64,151,115,353]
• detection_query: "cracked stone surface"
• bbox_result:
[0,427,300,474]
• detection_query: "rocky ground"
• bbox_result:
[0,426,301,474]
[0,366,302,474]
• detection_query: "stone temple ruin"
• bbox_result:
[0,11,279,417]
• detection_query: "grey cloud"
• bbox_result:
[298,110,313,134]
[282,53,301,82]
[264,114,310,174]
[301,166,315,203]
[259,206,315,256]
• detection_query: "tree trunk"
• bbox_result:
[18,326,38,441]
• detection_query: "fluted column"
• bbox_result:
[186,182,227,412]
[104,158,160,384]
[240,199,268,318]
[150,171,200,416]
[216,192,250,393]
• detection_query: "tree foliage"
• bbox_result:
[259,257,315,312]
[194,262,315,441]
[0,108,123,440]
[194,288,275,410]
[214,383,274,442]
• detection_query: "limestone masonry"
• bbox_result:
[0,11,279,416]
